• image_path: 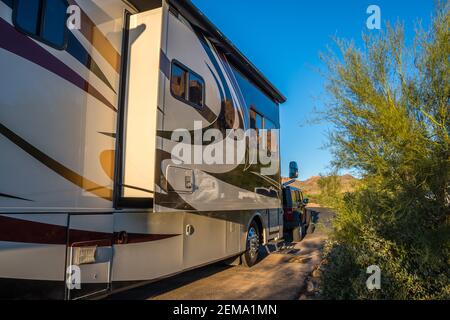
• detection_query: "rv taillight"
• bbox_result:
[284,208,294,221]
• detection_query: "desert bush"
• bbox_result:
[317,174,342,207]
[319,3,449,300]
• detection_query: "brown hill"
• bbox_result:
[282,174,359,195]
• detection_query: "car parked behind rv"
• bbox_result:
[282,186,312,242]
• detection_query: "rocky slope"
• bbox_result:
[282,174,359,195]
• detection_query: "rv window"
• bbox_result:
[13,0,68,50]
[171,63,187,99]
[41,0,68,47]
[171,61,205,109]
[250,109,263,130]
[250,109,256,129]
[264,117,278,152]
[256,113,263,129]
[13,0,41,34]
[188,73,204,107]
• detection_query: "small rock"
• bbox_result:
[298,257,312,264]
[306,281,316,292]
[312,269,322,278]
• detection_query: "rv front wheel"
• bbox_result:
[241,221,261,267]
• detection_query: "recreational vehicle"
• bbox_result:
[0,0,286,299]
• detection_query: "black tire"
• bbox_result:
[306,223,316,234]
[241,221,261,267]
[284,230,293,242]
[292,223,305,242]
[304,209,314,234]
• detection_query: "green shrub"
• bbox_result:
[318,3,449,300]
[317,175,342,207]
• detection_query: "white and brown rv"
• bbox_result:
[0,0,286,299]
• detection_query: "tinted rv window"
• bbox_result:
[171,63,187,99]
[171,61,205,109]
[14,0,41,34]
[264,117,278,152]
[250,109,256,129]
[13,0,68,50]
[250,109,263,130]
[188,74,204,107]
[41,0,68,47]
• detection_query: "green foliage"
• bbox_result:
[317,175,342,207]
[319,3,450,300]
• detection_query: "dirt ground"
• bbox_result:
[109,207,334,300]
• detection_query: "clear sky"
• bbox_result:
[191,0,434,179]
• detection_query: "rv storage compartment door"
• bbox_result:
[66,215,114,300]
[119,9,163,204]
[166,166,194,193]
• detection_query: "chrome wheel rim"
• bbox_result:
[247,227,259,259]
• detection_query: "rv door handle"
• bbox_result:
[185,224,195,236]
[115,231,129,245]
[185,175,192,189]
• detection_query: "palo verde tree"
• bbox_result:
[319,2,449,299]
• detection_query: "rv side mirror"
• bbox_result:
[289,161,299,179]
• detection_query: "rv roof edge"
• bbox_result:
[167,0,287,104]
[125,0,163,12]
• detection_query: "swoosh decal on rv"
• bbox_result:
[156,29,245,140]
[206,62,225,103]
[0,215,67,245]
[66,32,116,93]
[67,0,121,73]
[0,122,113,201]
[0,193,33,202]
[1,0,116,93]
[0,18,117,112]
[98,132,117,138]
[0,215,180,245]
[1,0,12,9]
[199,36,245,129]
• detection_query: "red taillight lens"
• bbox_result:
[284,208,294,221]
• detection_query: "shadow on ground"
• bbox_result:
[108,207,334,300]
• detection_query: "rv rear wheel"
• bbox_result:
[292,223,306,242]
[241,221,260,267]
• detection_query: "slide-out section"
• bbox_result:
[118,8,163,206]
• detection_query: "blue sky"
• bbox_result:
[192,0,434,179]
